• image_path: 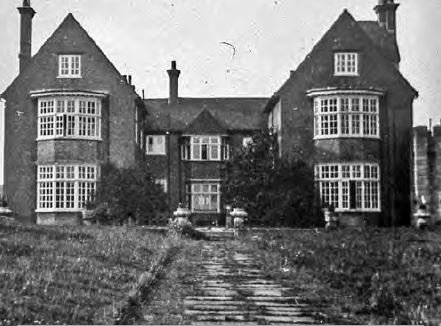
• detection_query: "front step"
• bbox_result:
[196,227,236,241]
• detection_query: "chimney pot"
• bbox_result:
[128,75,132,85]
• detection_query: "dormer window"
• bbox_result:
[334,52,358,76]
[58,55,81,78]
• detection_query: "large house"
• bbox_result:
[265,1,418,226]
[2,0,417,226]
[1,1,147,224]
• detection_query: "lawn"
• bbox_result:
[0,218,179,325]
[245,227,441,325]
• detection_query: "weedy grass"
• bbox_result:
[245,227,441,325]
[0,219,178,325]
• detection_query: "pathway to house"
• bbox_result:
[180,229,318,324]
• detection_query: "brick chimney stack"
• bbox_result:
[167,61,180,106]
[17,0,36,74]
[374,0,399,36]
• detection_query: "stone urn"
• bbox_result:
[231,207,248,229]
[323,206,338,230]
[173,203,191,225]
[414,204,430,229]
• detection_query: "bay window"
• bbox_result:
[316,163,380,212]
[37,97,101,140]
[313,95,379,138]
[37,164,98,212]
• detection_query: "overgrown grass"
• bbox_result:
[245,227,441,325]
[0,219,178,325]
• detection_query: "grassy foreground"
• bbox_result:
[246,227,441,325]
[0,219,178,325]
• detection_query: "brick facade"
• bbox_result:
[264,3,417,226]
[2,1,419,227]
[2,9,145,224]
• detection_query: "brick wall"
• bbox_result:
[2,15,139,223]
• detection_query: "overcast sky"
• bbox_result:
[0,0,440,183]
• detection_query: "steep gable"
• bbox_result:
[2,13,132,99]
[273,10,417,101]
[184,109,226,135]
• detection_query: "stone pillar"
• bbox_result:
[413,126,430,225]
[432,126,441,224]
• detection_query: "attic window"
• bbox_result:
[334,52,358,76]
[58,55,81,78]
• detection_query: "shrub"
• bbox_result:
[90,163,167,225]
[167,218,208,240]
[222,130,321,227]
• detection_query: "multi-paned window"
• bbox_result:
[181,136,229,161]
[314,95,379,138]
[315,163,380,212]
[146,135,166,155]
[37,97,101,140]
[334,52,358,76]
[37,165,98,211]
[187,183,220,212]
[58,55,81,78]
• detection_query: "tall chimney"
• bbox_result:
[167,61,180,105]
[17,0,36,74]
[374,0,399,36]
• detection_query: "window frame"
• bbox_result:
[58,55,82,78]
[36,164,99,212]
[188,182,221,213]
[334,52,359,76]
[181,135,229,161]
[146,135,166,155]
[313,95,379,139]
[37,96,102,141]
[315,163,381,212]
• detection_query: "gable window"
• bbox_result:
[188,182,220,213]
[38,97,101,140]
[313,95,379,139]
[315,163,380,212]
[37,164,98,212]
[58,55,81,78]
[182,136,229,161]
[334,52,358,76]
[146,135,166,155]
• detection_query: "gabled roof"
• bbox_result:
[184,109,226,135]
[144,97,268,132]
[2,13,136,100]
[268,9,417,111]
